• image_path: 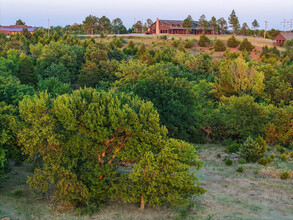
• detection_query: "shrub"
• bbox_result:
[225,142,240,154]
[198,33,210,47]
[236,166,244,172]
[258,157,269,166]
[213,39,226,51]
[275,145,285,153]
[160,35,167,40]
[239,158,246,164]
[240,137,267,162]
[184,39,194,49]
[239,38,255,52]
[281,153,287,161]
[290,152,293,158]
[280,171,290,180]
[114,38,123,48]
[216,153,221,158]
[226,36,240,48]
[225,158,233,166]
[270,153,275,159]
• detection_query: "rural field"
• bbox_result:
[1,144,292,220]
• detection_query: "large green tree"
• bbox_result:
[18,88,204,208]
[83,15,98,35]
[217,17,228,34]
[252,19,260,36]
[228,10,240,34]
[182,15,193,34]
[198,14,209,33]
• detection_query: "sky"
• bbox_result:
[0,0,292,30]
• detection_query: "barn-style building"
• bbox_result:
[0,25,36,35]
[273,33,293,46]
[147,18,211,35]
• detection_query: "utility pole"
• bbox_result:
[289,19,293,32]
[134,18,136,32]
[264,21,268,39]
[48,19,50,36]
[281,19,287,32]
[142,18,143,33]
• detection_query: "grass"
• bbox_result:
[0,145,292,219]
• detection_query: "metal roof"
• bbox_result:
[281,33,293,40]
[0,26,36,32]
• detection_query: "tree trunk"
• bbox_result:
[140,195,145,210]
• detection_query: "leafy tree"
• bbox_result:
[212,56,265,97]
[15,19,25,25]
[284,39,293,60]
[83,15,98,35]
[146,18,153,27]
[38,77,70,97]
[239,38,254,52]
[18,88,204,208]
[112,18,127,34]
[228,10,240,34]
[98,16,111,34]
[182,15,193,34]
[112,139,205,210]
[265,106,293,146]
[17,54,38,86]
[198,14,209,33]
[133,21,143,33]
[241,23,249,36]
[221,95,269,139]
[0,75,35,105]
[251,19,260,36]
[209,16,218,35]
[0,102,19,177]
[217,17,228,34]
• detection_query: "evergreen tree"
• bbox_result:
[228,10,240,34]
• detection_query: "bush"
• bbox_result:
[290,152,293,158]
[213,39,226,51]
[225,158,233,166]
[160,35,167,40]
[216,153,221,158]
[258,157,269,166]
[280,171,290,180]
[198,33,210,47]
[270,153,275,159]
[281,153,287,161]
[239,38,254,52]
[226,36,240,48]
[184,39,194,49]
[224,142,240,154]
[240,137,267,162]
[114,38,123,48]
[275,145,285,153]
[239,158,246,164]
[236,166,244,172]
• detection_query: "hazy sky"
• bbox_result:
[0,0,292,30]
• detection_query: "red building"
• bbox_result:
[147,18,211,35]
[0,25,36,35]
[273,33,293,46]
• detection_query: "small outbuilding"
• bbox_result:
[273,33,293,46]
